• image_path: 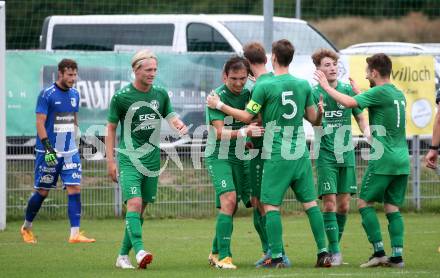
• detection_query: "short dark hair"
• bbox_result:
[58,59,78,73]
[311,48,339,67]
[271,39,294,67]
[366,53,392,77]
[223,55,250,76]
[243,42,267,64]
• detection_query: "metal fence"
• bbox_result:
[6,137,440,220]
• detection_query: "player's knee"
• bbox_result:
[302,200,318,211]
[251,196,260,208]
[384,203,399,214]
[37,189,49,197]
[126,197,143,213]
[323,199,336,212]
[337,202,350,214]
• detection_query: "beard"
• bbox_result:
[369,79,376,88]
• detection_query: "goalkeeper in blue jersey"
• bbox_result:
[20,59,95,244]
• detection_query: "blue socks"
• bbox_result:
[25,191,46,222]
[68,193,81,227]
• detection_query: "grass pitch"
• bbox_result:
[1,213,439,278]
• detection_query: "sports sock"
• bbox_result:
[216,213,233,260]
[323,212,340,253]
[387,211,404,257]
[67,193,81,229]
[253,208,269,253]
[265,210,283,259]
[306,206,328,254]
[211,234,218,254]
[119,215,143,255]
[359,207,384,253]
[126,211,144,254]
[336,213,347,241]
[24,191,46,225]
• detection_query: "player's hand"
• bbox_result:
[206,92,220,109]
[425,149,438,169]
[41,138,58,166]
[313,70,330,90]
[171,118,188,136]
[44,149,58,166]
[246,122,264,138]
[317,94,324,115]
[107,160,118,182]
[349,77,362,94]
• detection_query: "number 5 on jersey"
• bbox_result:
[282,91,297,119]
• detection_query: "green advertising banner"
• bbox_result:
[6,51,230,136]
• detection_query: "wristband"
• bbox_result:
[216,101,224,110]
[429,145,439,150]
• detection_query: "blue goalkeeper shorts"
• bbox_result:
[34,151,82,189]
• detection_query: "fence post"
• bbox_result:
[296,0,301,19]
[263,0,273,53]
[0,1,6,231]
[412,135,421,211]
[113,136,122,217]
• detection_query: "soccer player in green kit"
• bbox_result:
[311,49,369,266]
[314,53,409,268]
[206,55,265,270]
[207,39,332,268]
[106,49,188,269]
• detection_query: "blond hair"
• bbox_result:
[131,49,157,70]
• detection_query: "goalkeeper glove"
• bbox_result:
[42,138,58,166]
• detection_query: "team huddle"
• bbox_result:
[20,38,410,270]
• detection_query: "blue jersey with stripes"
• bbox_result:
[35,83,80,154]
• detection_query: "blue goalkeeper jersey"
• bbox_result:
[35,83,80,154]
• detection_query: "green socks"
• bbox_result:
[336,213,347,241]
[359,207,384,252]
[120,216,143,255]
[253,208,269,254]
[216,213,233,260]
[126,211,144,254]
[265,210,283,259]
[387,211,404,257]
[323,212,340,253]
[306,206,328,254]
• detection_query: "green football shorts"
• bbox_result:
[260,158,317,206]
[359,166,408,206]
[316,166,357,198]
[118,160,159,203]
[249,151,264,199]
[205,158,250,208]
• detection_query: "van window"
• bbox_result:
[52,24,174,51]
[222,21,336,54]
[187,23,233,52]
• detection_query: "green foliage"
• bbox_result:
[5,0,440,49]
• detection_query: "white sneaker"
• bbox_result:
[360,255,388,268]
[136,250,153,269]
[115,255,135,269]
[331,253,343,266]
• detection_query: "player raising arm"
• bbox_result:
[314,53,410,268]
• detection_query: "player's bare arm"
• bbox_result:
[426,102,440,169]
[355,113,371,141]
[105,122,118,182]
[206,93,255,123]
[36,113,48,140]
[211,120,264,140]
[314,70,358,108]
[305,95,324,126]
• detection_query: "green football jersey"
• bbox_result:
[107,83,175,164]
[313,81,362,167]
[250,72,274,149]
[354,83,410,175]
[205,84,250,161]
[246,74,315,161]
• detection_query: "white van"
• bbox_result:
[39,14,337,54]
